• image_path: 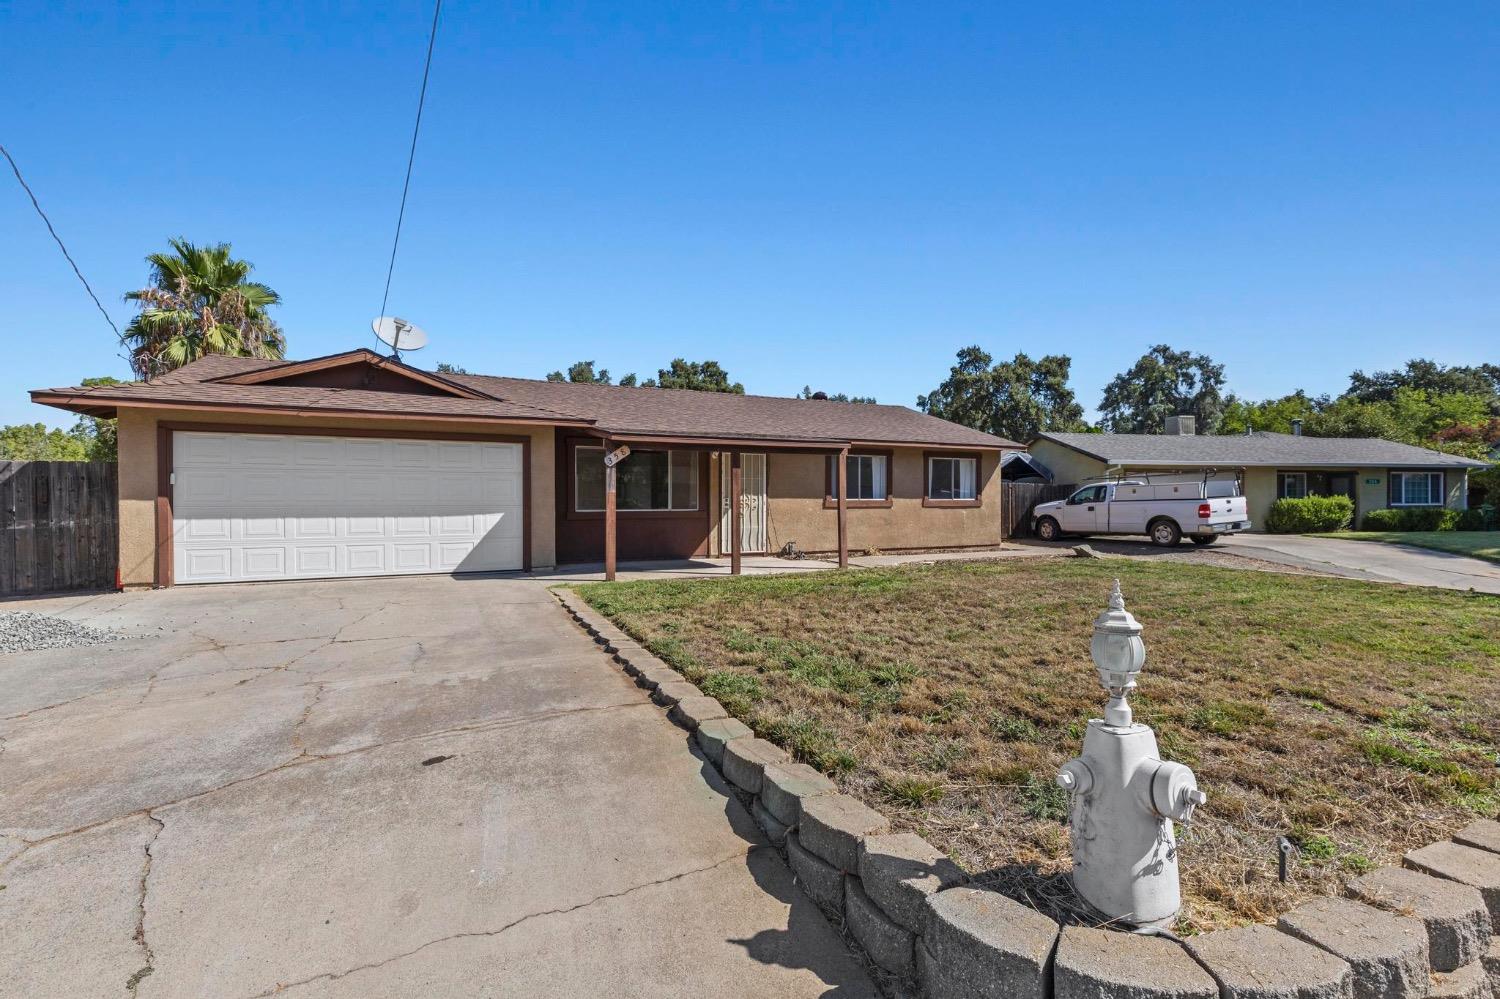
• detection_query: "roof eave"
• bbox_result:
[28,392,595,428]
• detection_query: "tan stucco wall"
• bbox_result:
[115,408,557,587]
[729,447,1001,555]
[1026,440,1108,487]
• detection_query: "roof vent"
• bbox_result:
[1163,415,1196,436]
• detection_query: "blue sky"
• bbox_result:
[3,2,1497,428]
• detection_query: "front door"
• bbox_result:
[719,453,768,554]
[1328,473,1356,524]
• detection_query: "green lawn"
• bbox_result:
[1313,531,1500,565]
[573,559,1500,931]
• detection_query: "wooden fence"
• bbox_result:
[1001,482,1075,538]
[1,461,118,597]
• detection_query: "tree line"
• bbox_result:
[916,344,1500,462]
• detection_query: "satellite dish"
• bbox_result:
[372,316,429,355]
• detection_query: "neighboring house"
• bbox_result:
[1028,418,1487,532]
[32,349,1018,587]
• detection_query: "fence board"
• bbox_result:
[1001,482,1076,538]
[0,461,118,597]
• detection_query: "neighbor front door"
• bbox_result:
[719,453,768,554]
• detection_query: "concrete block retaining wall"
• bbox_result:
[554,590,1500,999]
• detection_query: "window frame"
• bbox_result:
[824,449,894,509]
[571,443,701,516]
[1389,470,1445,508]
[1277,472,1308,500]
[923,451,983,508]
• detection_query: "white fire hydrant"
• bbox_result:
[1056,580,1206,928]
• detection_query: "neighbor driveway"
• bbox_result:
[1223,533,1500,594]
[0,577,874,998]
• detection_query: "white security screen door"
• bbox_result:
[719,453,768,554]
[172,431,524,583]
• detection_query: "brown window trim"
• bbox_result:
[922,450,983,508]
[823,449,895,509]
[565,439,707,522]
[154,421,534,587]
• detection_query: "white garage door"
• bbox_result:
[172,431,524,584]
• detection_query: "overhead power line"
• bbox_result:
[1,141,122,339]
[376,0,444,329]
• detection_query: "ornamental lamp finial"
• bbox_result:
[1090,579,1146,727]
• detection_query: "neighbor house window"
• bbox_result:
[1390,471,1443,507]
[829,453,888,501]
[927,456,977,501]
[575,446,698,512]
[1277,472,1308,499]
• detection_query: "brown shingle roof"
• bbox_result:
[33,351,1018,449]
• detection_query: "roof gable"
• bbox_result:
[212,349,491,400]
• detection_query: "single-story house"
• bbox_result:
[1028,420,1488,531]
[32,349,1018,587]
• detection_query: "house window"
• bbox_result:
[1277,472,1308,499]
[830,453,888,501]
[927,456,977,501]
[1391,471,1443,507]
[575,446,698,512]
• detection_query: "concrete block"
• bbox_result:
[650,681,701,707]
[786,832,844,917]
[1350,866,1492,974]
[1406,842,1500,923]
[759,762,836,827]
[751,797,789,849]
[920,886,1059,999]
[633,664,680,691]
[1481,937,1498,992]
[857,832,966,933]
[845,875,915,978]
[1454,820,1500,857]
[610,644,648,668]
[1185,924,1354,999]
[694,717,752,767]
[1277,897,1429,999]
[1054,925,1218,999]
[721,738,790,795]
[1428,962,1489,999]
[668,695,727,730]
[798,794,890,873]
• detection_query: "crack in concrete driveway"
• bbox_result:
[0,575,875,999]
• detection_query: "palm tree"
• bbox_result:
[122,239,286,379]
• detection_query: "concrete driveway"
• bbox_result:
[0,577,875,998]
[1222,533,1500,594]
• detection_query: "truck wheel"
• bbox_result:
[1190,535,1218,546]
[1035,517,1062,542]
[1149,519,1181,547]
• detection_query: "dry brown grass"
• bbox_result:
[574,559,1500,931]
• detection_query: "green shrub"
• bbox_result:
[1456,508,1489,531]
[1266,495,1354,533]
[1361,508,1405,531]
[1361,507,1463,531]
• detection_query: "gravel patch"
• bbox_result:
[0,612,123,654]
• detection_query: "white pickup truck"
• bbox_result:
[1031,475,1251,547]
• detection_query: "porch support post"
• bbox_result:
[730,450,743,576]
[836,446,849,569]
[604,440,617,582]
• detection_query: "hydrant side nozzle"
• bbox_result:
[1148,761,1203,824]
[1057,758,1094,795]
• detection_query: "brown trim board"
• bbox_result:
[156,421,535,585]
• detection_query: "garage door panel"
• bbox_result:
[173,432,524,583]
[243,547,288,577]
